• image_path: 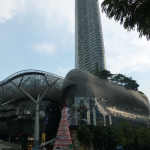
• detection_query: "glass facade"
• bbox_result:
[0,69,75,105]
[0,69,149,136]
[0,100,49,134]
[75,0,106,72]
[63,69,150,127]
[0,69,74,136]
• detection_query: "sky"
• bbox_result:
[0,0,150,101]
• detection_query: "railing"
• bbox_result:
[32,138,56,150]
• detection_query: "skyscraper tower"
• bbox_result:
[75,0,106,73]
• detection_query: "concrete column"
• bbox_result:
[109,115,112,125]
[34,103,40,146]
[87,109,90,125]
[103,115,106,126]
[93,108,96,125]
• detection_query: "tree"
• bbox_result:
[124,77,139,91]
[138,91,144,94]
[77,125,93,150]
[99,69,112,79]
[94,67,139,91]
[94,63,112,79]
[104,126,117,150]
[93,125,108,150]
[116,122,135,150]
[110,74,125,84]
[133,128,139,150]
[101,0,150,40]
[137,127,150,150]
[110,74,139,91]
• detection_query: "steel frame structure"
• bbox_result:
[0,69,75,146]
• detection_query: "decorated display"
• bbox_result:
[53,107,73,150]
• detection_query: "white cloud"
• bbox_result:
[0,0,75,33]
[107,50,150,74]
[0,0,25,23]
[25,0,75,33]
[99,3,150,74]
[33,42,56,56]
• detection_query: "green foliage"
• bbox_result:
[75,122,150,150]
[138,91,144,94]
[93,125,108,149]
[77,125,93,149]
[77,123,150,150]
[101,0,150,40]
[137,127,150,149]
[94,63,112,79]
[99,69,112,79]
[104,126,117,150]
[94,64,139,91]
[116,122,135,150]
[111,74,139,91]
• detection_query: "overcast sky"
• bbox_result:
[0,0,150,101]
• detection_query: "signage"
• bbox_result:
[28,137,34,140]
[41,133,46,144]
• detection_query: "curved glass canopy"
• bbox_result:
[0,69,75,105]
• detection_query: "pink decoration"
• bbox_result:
[53,107,73,150]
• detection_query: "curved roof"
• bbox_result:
[64,69,150,117]
[0,69,75,105]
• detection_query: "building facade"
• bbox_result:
[0,69,150,149]
[75,0,106,72]
[63,69,150,127]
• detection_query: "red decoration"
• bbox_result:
[63,103,66,108]
[53,107,73,150]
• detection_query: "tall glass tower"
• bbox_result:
[75,0,106,73]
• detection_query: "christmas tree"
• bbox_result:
[53,107,73,150]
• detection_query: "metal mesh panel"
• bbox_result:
[63,69,150,127]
